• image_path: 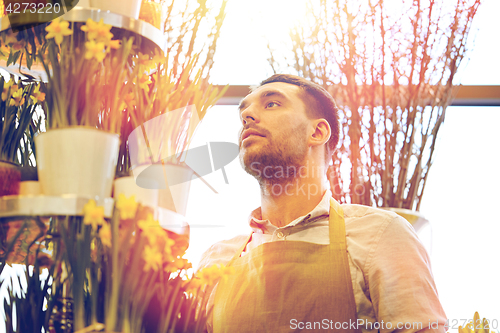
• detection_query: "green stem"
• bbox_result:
[194,285,210,333]
[164,278,182,332]
[106,207,121,330]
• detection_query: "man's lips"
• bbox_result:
[241,129,265,142]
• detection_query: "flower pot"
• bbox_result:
[20,166,38,181]
[88,0,142,19]
[19,181,41,195]
[35,127,120,199]
[131,163,194,216]
[19,166,40,195]
[139,1,162,30]
[113,175,159,208]
[0,160,20,197]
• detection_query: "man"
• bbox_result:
[199,74,447,332]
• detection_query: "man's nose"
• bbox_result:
[240,106,258,125]
[242,116,255,125]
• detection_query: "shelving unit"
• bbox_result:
[0,195,190,237]
[0,7,165,51]
[0,8,188,235]
[0,7,166,79]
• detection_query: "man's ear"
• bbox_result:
[309,119,331,148]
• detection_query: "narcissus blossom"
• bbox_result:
[83,199,105,231]
[137,73,152,92]
[138,213,161,245]
[2,80,16,101]
[115,193,138,219]
[119,93,135,111]
[99,222,112,248]
[85,40,106,62]
[30,85,45,104]
[81,18,113,44]
[45,18,73,45]
[143,245,162,272]
[10,88,24,106]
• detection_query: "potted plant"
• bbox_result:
[28,17,135,199]
[1,195,234,332]
[113,0,228,215]
[0,74,44,196]
[115,53,227,215]
[267,0,480,220]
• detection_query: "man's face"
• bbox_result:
[237,82,312,183]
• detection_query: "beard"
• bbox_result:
[239,124,308,186]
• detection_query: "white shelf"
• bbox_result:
[0,7,166,52]
[0,195,188,237]
[0,195,114,218]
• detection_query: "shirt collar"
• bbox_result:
[248,190,332,234]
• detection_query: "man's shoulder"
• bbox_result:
[341,203,400,221]
[341,203,415,233]
[198,234,250,271]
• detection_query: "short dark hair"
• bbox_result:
[258,74,340,165]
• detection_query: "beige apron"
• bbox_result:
[212,198,361,332]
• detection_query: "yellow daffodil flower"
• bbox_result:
[143,245,162,272]
[163,235,176,256]
[137,73,152,92]
[1,80,15,101]
[198,265,222,286]
[107,39,121,51]
[115,193,138,219]
[30,84,45,104]
[137,213,159,231]
[45,18,73,45]
[83,199,105,231]
[85,40,106,62]
[10,88,24,106]
[137,52,156,71]
[138,213,161,245]
[197,264,235,286]
[80,18,98,34]
[81,18,113,44]
[173,257,191,270]
[119,93,135,111]
[99,222,112,248]
[184,277,202,292]
[137,52,149,65]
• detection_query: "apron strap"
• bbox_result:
[329,197,346,245]
[329,198,360,332]
[227,232,253,266]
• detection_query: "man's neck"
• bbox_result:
[259,177,327,228]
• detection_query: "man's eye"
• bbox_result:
[266,102,280,108]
